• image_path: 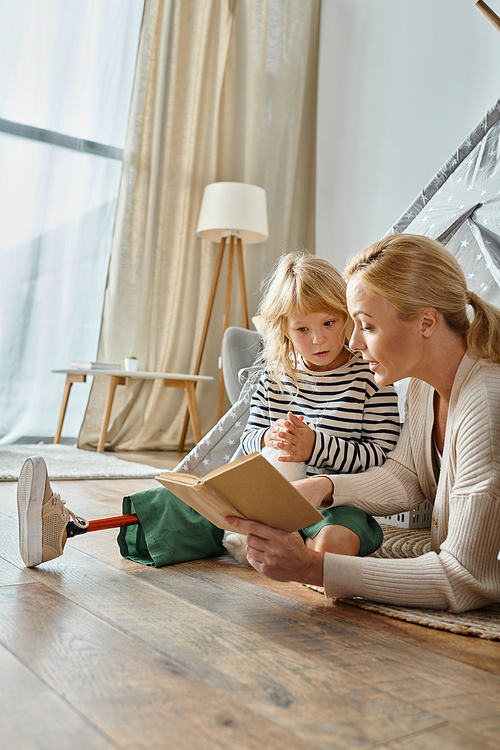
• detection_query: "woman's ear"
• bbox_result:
[420,308,439,337]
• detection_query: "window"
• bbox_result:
[0,0,144,441]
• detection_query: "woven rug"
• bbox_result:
[0,444,165,481]
[306,523,500,640]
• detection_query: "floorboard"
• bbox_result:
[375,723,500,750]
[0,583,302,750]
[15,548,445,749]
[138,558,500,674]
[0,548,37,585]
[0,643,116,750]
[197,557,500,676]
[1,451,499,750]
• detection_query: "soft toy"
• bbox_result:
[222,446,307,565]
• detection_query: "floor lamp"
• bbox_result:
[179,182,268,450]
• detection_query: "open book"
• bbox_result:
[156,452,323,534]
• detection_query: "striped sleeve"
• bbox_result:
[240,375,277,454]
[309,382,400,474]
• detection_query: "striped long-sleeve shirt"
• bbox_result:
[240,353,400,476]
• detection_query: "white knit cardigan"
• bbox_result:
[323,350,500,613]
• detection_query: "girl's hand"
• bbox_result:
[274,412,316,463]
[263,418,287,448]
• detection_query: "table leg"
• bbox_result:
[183,381,202,445]
[54,374,87,444]
[97,375,126,453]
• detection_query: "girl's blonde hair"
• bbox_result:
[259,251,352,389]
[344,233,500,364]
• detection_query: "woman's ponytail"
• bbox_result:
[466,291,500,364]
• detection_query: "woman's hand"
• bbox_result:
[224,516,325,586]
[292,474,334,508]
[265,412,316,462]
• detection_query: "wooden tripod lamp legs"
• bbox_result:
[217,236,249,418]
[236,238,249,329]
[218,235,235,418]
[476,1,500,32]
[179,234,250,451]
[178,236,226,451]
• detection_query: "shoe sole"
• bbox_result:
[17,456,46,567]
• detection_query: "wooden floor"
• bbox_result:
[1,450,499,750]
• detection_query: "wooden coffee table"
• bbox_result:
[52,369,213,453]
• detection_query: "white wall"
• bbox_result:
[316,0,500,270]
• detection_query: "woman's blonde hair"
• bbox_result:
[344,233,500,364]
[259,251,352,389]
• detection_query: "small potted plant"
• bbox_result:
[124,355,139,372]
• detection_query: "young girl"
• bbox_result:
[238,252,400,557]
[17,253,400,568]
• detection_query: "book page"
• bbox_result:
[155,475,245,532]
[205,453,322,532]
[158,473,200,487]
[156,453,322,534]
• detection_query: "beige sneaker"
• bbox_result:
[17,456,88,567]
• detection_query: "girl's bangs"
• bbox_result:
[293,287,344,316]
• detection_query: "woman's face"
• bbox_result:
[346,277,425,386]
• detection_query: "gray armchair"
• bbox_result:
[222,326,262,405]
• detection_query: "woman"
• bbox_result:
[227,234,500,613]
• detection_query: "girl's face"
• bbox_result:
[286,309,349,371]
[346,276,425,386]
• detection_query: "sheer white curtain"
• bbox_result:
[78,0,320,452]
[0,0,144,443]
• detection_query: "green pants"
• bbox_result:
[301,505,383,557]
[117,487,225,567]
[117,486,382,567]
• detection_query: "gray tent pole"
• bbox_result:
[476,1,500,33]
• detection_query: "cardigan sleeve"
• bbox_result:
[323,486,500,613]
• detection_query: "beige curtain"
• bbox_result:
[78,0,320,452]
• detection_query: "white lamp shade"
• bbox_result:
[196,182,268,244]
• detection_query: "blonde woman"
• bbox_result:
[228,235,500,613]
